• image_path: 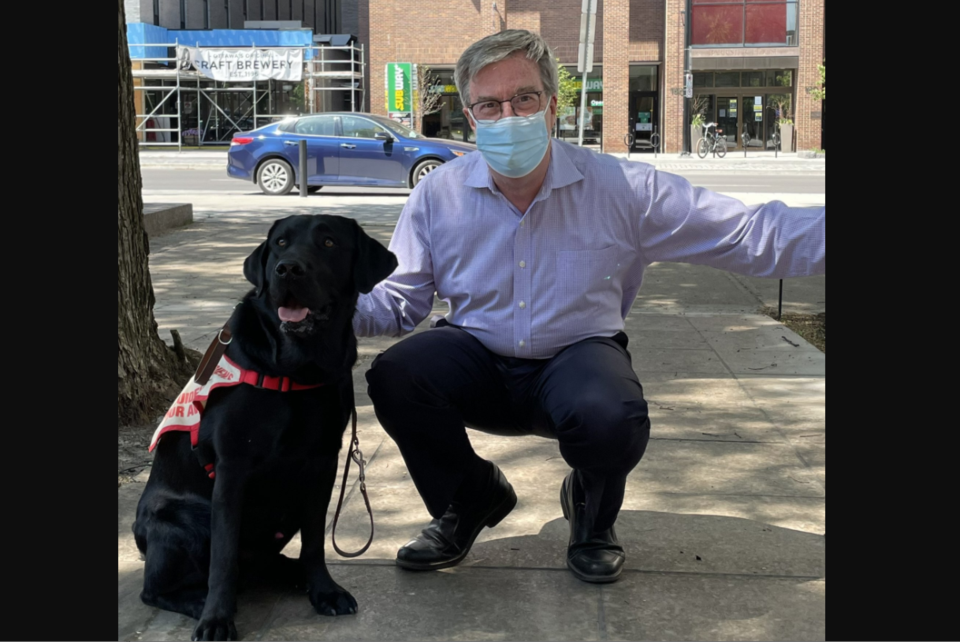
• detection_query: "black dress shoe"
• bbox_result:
[561,471,626,584]
[397,464,517,572]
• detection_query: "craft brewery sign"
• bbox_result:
[178,47,303,82]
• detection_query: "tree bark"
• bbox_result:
[118,0,195,426]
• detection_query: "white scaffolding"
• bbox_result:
[307,44,365,114]
[130,41,366,149]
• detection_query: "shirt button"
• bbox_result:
[520,221,526,227]
[519,301,527,309]
[519,261,527,268]
[519,340,526,348]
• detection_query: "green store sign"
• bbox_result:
[386,63,413,113]
[575,78,604,93]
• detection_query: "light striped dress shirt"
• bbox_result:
[355,140,825,359]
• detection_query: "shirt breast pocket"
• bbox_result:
[556,246,621,304]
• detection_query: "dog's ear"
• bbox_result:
[352,221,398,295]
[244,241,269,296]
[245,221,284,296]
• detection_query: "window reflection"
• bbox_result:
[692,1,799,47]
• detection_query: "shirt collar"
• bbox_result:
[464,139,585,192]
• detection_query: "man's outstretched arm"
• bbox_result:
[636,167,825,279]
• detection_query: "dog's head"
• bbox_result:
[243,215,398,337]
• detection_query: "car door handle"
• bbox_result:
[284,141,299,146]
[341,144,357,149]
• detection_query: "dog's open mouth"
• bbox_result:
[278,297,333,335]
[279,304,311,324]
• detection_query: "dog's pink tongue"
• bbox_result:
[278,306,310,323]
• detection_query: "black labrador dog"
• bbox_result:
[134,215,398,641]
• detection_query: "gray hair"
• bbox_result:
[455,30,559,107]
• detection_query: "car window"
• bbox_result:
[340,116,387,139]
[295,116,337,137]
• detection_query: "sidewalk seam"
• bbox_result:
[324,560,826,582]
[598,586,609,641]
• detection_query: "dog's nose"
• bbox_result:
[275,260,306,279]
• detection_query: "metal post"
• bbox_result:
[578,71,589,147]
[577,0,597,149]
[778,280,784,321]
[299,139,308,198]
[176,38,182,153]
[681,0,693,157]
[197,43,202,148]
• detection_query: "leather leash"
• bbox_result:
[332,408,375,558]
[193,308,375,558]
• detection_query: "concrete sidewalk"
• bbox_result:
[118,209,826,641]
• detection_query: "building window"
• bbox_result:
[693,70,793,89]
[692,1,798,47]
[715,71,740,88]
[153,0,160,24]
[180,0,186,28]
[558,67,604,146]
[629,66,659,92]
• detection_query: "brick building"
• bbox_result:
[361,0,826,154]
[125,0,825,152]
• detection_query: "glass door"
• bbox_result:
[716,97,740,149]
[743,95,765,150]
[629,92,658,149]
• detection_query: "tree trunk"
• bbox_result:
[118,0,195,426]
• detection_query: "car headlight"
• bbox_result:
[452,151,468,157]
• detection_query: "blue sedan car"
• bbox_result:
[228,112,476,195]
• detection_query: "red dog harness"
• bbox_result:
[149,355,324,477]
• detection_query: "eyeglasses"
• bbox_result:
[469,91,544,121]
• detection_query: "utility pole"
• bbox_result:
[681,0,693,157]
[578,0,598,147]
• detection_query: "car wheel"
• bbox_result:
[257,159,295,196]
[412,160,443,187]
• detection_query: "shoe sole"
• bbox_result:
[396,486,519,573]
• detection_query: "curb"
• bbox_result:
[144,203,193,236]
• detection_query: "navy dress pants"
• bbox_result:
[366,325,652,533]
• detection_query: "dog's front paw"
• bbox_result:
[192,616,238,641]
[310,584,358,617]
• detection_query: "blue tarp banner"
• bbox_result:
[127,24,316,60]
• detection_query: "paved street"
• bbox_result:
[143,168,826,196]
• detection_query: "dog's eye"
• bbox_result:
[324,239,336,248]
[278,239,287,248]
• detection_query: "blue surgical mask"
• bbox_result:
[474,110,550,179]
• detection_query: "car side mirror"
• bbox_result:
[375,132,394,143]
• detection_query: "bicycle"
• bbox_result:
[697,122,728,159]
